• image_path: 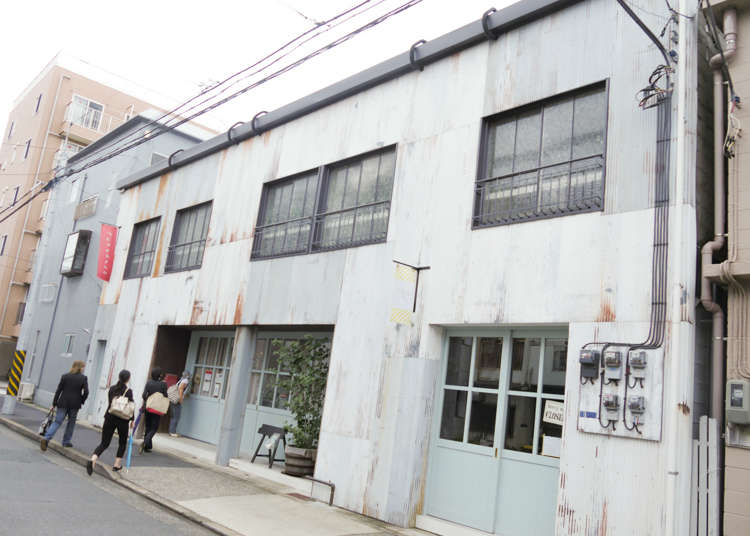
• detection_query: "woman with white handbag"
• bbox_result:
[87,369,134,475]
[141,367,168,453]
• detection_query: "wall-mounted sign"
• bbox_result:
[61,230,92,277]
[96,224,117,281]
[202,369,213,394]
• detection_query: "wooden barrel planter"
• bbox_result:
[283,446,316,476]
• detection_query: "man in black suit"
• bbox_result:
[40,360,88,450]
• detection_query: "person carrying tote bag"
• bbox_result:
[87,370,134,475]
[140,367,168,453]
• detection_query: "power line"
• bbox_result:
[0,0,425,229]
[60,0,424,182]
[69,0,380,171]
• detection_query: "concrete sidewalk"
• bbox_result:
[0,398,430,536]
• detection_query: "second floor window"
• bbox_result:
[68,95,103,131]
[24,139,31,160]
[474,83,607,228]
[7,121,13,140]
[124,217,161,278]
[252,146,397,259]
[165,201,212,273]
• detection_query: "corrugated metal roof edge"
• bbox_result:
[116,0,581,191]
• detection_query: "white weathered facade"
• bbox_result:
[89,0,705,533]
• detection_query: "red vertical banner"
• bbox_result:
[97,224,117,281]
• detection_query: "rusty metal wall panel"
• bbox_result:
[94,0,700,531]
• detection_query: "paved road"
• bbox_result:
[0,425,213,535]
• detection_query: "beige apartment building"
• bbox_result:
[0,54,159,376]
[703,0,750,534]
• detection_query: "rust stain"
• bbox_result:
[191,300,204,325]
[596,300,615,322]
[262,131,272,145]
[595,446,598,458]
[155,173,170,209]
[678,401,690,415]
[598,499,608,536]
[112,281,122,305]
[233,293,243,324]
[152,222,167,277]
[121,279,144,369]
[105,350,117,387]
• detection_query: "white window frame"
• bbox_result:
[39,283,57,303]
[433,328,568,467]
[62,333,75,356]
[68,94,105,131]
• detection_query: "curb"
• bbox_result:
[0,416,242,536]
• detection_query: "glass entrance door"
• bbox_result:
[424,329,568,535]
[425,334,507,532]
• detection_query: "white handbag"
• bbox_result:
[146,392,170,415]
[109,394,135,419]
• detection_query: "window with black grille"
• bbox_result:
[474,83,607,228]
[253,171,318,258]
[252,146,396,259]
[165,201,212,272]
[124,217,161,278]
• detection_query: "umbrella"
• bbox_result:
[125,409,144,470]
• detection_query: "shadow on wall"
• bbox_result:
[0,341,18,379]
[150,325,192,433]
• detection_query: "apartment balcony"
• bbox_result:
[57,100,128,145]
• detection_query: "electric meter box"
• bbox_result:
[603,350,623,381]
[579,349,600,379]
[726,380,750,425]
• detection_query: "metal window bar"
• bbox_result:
[475,89,606,228]
[125,219,160,278]
[254,148,395,260]
[312,200,390,251]
[166,203,211,272]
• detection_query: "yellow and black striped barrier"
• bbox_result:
[7,350,25,396]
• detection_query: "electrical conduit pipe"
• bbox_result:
[701,7,737,426]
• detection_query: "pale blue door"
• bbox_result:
[425,333,508,532]
[425,329,568,535]
[494,332,567,536]
[178,331,234,443]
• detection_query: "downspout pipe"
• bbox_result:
[701,8,737,426]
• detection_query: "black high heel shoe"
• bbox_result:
[112,466,122,472]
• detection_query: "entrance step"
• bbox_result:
[416,515,496,536]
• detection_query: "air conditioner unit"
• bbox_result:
[17,382,34,401]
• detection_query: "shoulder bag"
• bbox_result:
[109,389,135,419]
[146,391,170,415]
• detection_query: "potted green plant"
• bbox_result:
[273,336,330,476]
